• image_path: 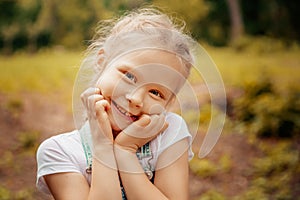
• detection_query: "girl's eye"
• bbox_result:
[124,72,137,83]
[149,89,164,99]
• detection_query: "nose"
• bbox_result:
[126,87,145,108]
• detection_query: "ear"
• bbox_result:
[97,48,105,65]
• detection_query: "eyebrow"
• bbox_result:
[117,62,144,79]
[115,62,134,70]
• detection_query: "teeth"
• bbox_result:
[114,102,132,117]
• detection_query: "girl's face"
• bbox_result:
[96,49,187,132]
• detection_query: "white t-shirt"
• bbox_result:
[36,112,194,194]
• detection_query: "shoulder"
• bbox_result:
[37,130,82,160]
[36,130,87,193]
[154,112,194,160]
[163,112,191,143]
[165,112,188,129]
[37,129,85,169]
[38,129,81,147]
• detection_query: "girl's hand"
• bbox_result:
[81,87,113,144]
[114,113,168,153]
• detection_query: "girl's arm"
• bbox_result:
[43,87,123,200]
[44,155,122,200]
[114,138,190,200]
[44,172,90,200]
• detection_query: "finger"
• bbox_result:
[143,114,167,137]
[89,100,113,142]
[81,87,100,99]
[124,115,159,139]
[85,94,104,119]
[89,117,112,143]
[87,94,104,110]
[95,99,111,116]
[147,114,163,129]
[121,114,151,138]
[134,114,151,127]
[96,109,113,142]
[81,87,101,105]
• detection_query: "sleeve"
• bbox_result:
[156,112,194,162]
[36,134,82,194]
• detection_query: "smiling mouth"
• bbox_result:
[112,101,139,121]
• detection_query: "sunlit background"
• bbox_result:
[0,0,299,199]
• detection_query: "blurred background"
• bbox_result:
[0,0,299,199]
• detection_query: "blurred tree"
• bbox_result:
[1,0,300,52]
[104,0,146,12]
[225,0,244,43]
[240,0,300,41]
[0,0,18,26]
[197,0,230,45]
[152,0,209,34]
[48,0,115,48]
[1,23,19,55]
[0,0,19,53]
[18,0,41,23]
[26,23,38,53]
[33,0,58,49]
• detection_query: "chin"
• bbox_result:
[108,113,128,132]
[111,123,122,132]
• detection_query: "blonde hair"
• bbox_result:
[82,7,194,86]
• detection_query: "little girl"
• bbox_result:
[36,7,196,200]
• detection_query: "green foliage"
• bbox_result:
[0,185,11,200]
[240,0,300,41]
[253,142,298,177]
[196,0,230,46]
[235,141,298,200]
[190,157,218,178]
[234,187,268,200]
[182,109,201,130]
[232,77,300,138]
[1,0,300,52]
[190,154,232,178]
[5,98,23,119]
[152,0,209,31]
[183,103,227,131]
[0,151,14,170]
[17,130,40,153]
[231,36,289,54]
[196,189,227,200]
[14,188,34,200]
[199,104,212,126]
[219,154,232,173]
[0,185,34,200]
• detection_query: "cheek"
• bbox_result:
[96,76,115,97]
[144,98,166,115]
[96,75,129,98]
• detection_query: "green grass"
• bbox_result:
[0,50,82,94]
[205,46,300,91]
